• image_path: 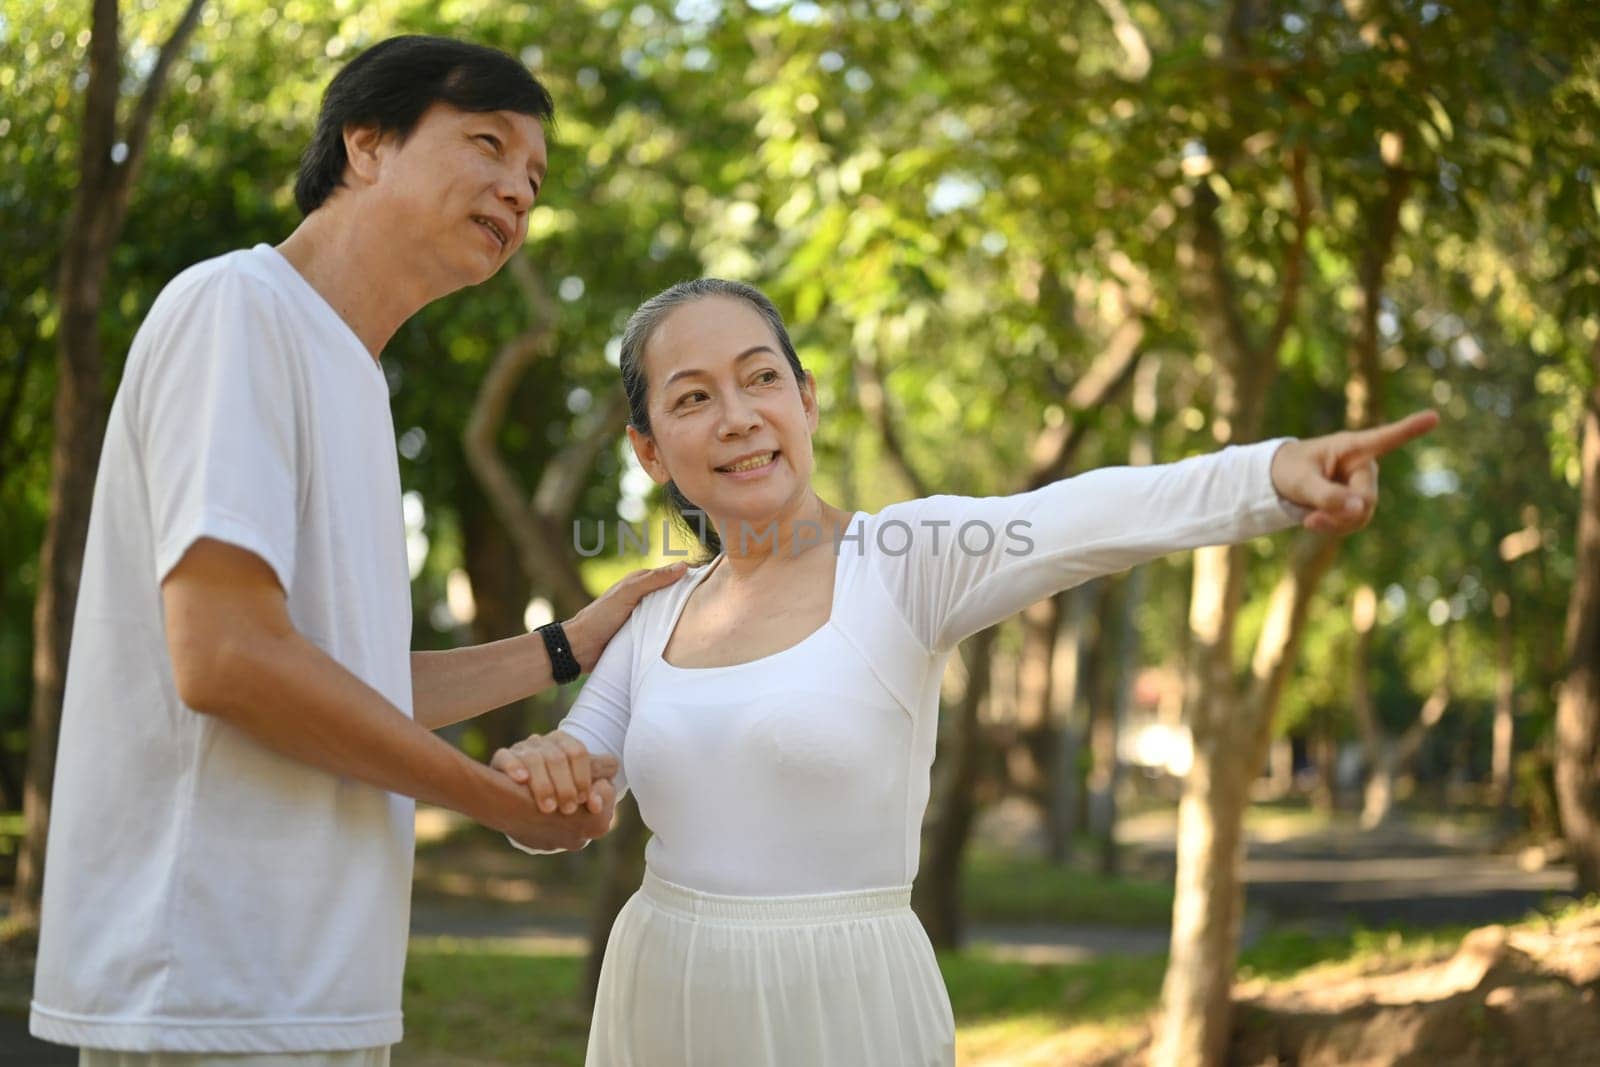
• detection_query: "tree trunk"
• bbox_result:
[1046,585,1097,863]
[1309,720,1338,814]
[1362,749,1400,830]
[1008,598,1058,807]
[1491,589,1516,810]
[1265,737,1295,799]
[1556,337,1600,894]
[1156,538,1253,1067]
[1158,736,1253,1067]
[1091,361,1156,875]
[13,0,206,927]
[1362,634,1453,830]
[1153,6,1404,1048]
[15,326,105,925]
[1091,570,1140,876]
[914,627,997,949]
[458,490,537,754]
[1158,531,1338,1067]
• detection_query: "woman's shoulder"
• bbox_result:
[627,560,713,633]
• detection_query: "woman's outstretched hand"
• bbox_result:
[1269,410,1440,535]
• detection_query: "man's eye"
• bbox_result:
[477,134,503,152]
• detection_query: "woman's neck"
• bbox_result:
[709,494,850,580]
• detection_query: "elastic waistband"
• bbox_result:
[640,869,913,924]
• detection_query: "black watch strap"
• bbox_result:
[537,622,582,685]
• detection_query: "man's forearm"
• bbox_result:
[189,625,589,847]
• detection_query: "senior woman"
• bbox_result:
[495,277,1436,1067]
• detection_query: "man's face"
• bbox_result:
[360,102,548,292]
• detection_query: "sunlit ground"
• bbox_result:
[394,922,1497,1067]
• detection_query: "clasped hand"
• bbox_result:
[494,730,610,817]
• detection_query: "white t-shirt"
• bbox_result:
[554,441,1304,895]
[31,245,415,1053]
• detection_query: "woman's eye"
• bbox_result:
[753,370,780,385]
[477,134,503,152]
[677,391,709,408]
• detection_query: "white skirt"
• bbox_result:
[587,869,955,1066]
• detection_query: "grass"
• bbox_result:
[399,897,1600,1067]
[402,940,591,1067]
[396,938,1168,1067]
[961,849,1175,927]
[398,920,1495,1067]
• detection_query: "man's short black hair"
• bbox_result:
[294,35,555,216]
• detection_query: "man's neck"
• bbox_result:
[275,208,435,360]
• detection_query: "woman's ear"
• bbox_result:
[342,122,387,187]
[802,370,820,432]
[627,425,671,485]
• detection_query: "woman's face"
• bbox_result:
[628,295,819,535]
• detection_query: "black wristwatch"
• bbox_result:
[536,621,582,685]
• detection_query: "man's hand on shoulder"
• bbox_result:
[563,562,687,671]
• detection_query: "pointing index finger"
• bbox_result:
[1348,410,1438,462]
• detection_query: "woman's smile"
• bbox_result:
[715,450,782,479]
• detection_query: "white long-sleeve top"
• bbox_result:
[558,440,1304,896]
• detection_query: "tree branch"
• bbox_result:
[510,254,560,326]
[533,388,629,521]
[463,258,616,618]
[1394,626,1455,767]
[1180,181,1262,432]
[1262,143,1312,362]
[1349,586,1383,760]
[1026,318,1146,490]
[0,344,39,484]
[462,329,561,591]
[118,0,207,197]
[78,0,122,210]
[1347,160,1411,429]
[1241,530,1342,763]
[854,355,931,498]
[1094,0,1151,80]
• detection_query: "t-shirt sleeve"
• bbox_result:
[506,611,638,857]
[134,268,301,591]
[872,439,1307,652]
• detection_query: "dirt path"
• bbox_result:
[1114,809,1575,932]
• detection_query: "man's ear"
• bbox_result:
[627,425,671,485]
[342,123,388,187]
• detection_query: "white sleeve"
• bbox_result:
[506,611,638,857]
[873,439,1306,652]
[134,269,301,589]
[557,611,637,801]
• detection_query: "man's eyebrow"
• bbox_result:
[663,346,779,387]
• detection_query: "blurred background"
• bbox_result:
[3,0,1599,1064]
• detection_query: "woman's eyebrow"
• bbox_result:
[663,346,778,387]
